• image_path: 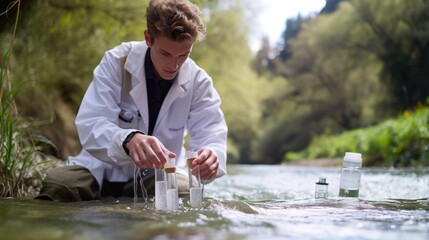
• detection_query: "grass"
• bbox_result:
[1,0,61,197]
[0,51,52,197]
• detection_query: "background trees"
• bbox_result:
[253,0,429,164]
[1,0,428,165]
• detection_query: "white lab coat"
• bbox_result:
[67,41,227,188]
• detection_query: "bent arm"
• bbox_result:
[75,48,136,166]
[188,71,228,179]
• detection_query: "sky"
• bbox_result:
[249,0,326,52]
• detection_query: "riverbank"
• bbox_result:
[284,158,342,167]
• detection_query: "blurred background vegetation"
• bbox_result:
[1,0,428,172]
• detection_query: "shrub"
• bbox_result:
[285,106,429,167]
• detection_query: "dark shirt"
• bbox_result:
[145,48,174,135]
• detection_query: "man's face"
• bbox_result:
[145,31,194,80]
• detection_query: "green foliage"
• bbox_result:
[350,0,429,111]
[0,73,60,197]
[1,0,269,164]
[192,0,267,163]
[11,0,148,108]
[1,0,149,158]
[1,53,45,197]
[285,105,429,167]
[252,0,429,164]
[0,0,62,197]
[5,0,427,166]
[252,6,386,163]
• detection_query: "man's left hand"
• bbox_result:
[192,147,219,180]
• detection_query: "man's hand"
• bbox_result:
[192,147,219,180]
[125,133,175,168]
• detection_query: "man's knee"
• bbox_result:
[35,165,99,202]
[177,173,190,196]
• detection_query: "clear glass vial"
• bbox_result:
[165,157,179,211]
[315,177,329,199]
[154,168,167,210]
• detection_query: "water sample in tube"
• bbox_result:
[155,168,167,210]
[165,156,179,211]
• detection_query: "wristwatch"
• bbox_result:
[122,131,144,155]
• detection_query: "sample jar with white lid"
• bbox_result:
[338,152,362,198]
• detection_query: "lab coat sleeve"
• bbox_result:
[75,46,136,166]
[187,69,228,179]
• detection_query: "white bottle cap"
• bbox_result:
[343,152,362,167]
[317,177,328,185]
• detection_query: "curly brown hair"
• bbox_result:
[146,0,206,43]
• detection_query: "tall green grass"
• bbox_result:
[1,78,31,196]
[1,52,55,197]
[1,0,60,197]
[285,103,429,167]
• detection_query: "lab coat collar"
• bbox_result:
[123,41,193,134]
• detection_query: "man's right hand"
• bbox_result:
[124,133,175,168]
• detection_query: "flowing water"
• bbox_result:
[1,165,428,240]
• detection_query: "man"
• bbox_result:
[36,0,227,202]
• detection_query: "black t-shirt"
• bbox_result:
[145,48,174,135]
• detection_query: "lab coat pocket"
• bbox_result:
[118,108,139,129]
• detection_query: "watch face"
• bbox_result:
[123,132,140,155]
[126,132,137,142]
[126,133,134,142]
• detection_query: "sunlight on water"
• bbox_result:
[203,165,429,239]
[205,165,429,201]
[0,165,428,240]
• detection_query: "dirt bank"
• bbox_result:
[284,158,342,167]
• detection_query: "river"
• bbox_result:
[1,164,428,239]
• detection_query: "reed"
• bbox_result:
[0,0,59,197]
[1,54,33,196]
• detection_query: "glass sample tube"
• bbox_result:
[155,168,167,210]
[165,157,179,211]
[186,149,198,187]
[338,152,362,198]
[189,165,203,208]
[315,177,328,199]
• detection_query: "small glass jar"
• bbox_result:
[315,177,329,199]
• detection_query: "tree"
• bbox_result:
[251,36,271,75]
[256,0,429,163]
[2,0,274,164]
[2,0,148,158]
[253,1,387,163]
[351,0,429,111]
[193,0,267,163]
